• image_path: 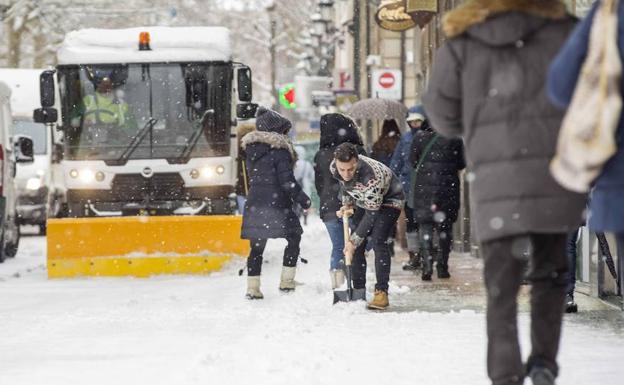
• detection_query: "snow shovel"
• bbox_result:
[333,211,367,304]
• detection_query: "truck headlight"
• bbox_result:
[215,165,225,175]
[69,169,79,178]
[26,177,42,190]
[95,171,105,182]
[200,167,213,178]
[190,169,200,179]
[79,169,95,183]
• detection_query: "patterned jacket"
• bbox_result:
[331,155,405,246]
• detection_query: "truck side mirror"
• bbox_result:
[237,103,258,120]
[14,135,34,163]
[40,70,56,107]
[33,107,58,124]
[237,67,252,102]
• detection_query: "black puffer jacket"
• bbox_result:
[314,113,365,222]
[408,121,465,223]
[240,131,311,239]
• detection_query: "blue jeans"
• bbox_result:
[236,195,247,215]
[324,219,345,270]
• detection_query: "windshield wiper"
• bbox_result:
[107,118,158,165]
[170,110,214,164]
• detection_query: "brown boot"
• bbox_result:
[367,289,389,310]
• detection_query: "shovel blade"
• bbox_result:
[333,288,367,304]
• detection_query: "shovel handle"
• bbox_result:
[342,210,354,266]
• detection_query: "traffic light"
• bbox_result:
[278,83,296,109]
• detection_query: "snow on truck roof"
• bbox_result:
[58,26,232,65]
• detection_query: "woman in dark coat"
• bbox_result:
[241,107,311,299]
[313,113,365,288]
[371,119,401,166]
[408,119,465,281]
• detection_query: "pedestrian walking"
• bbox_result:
[423,1,586,384]
[314,113,366,289]
[294,145,315,225]
[547,0,624,302]
[407,118,465,281]
[332,143,405,310]
[390,106,426,271]
[240,107,311,299]
[371,119,401,166]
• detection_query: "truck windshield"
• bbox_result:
[57,62,231,161]
[13,120,47,155]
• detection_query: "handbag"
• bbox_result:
[550,0,622,193]
[407,134,439,208]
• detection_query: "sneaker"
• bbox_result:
[367,289,389,310]
[528,366,555,385]
[565,293,578,313]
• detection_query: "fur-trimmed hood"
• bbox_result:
[241,130,296,162]
[443,0,569,44]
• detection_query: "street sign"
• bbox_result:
[333,69,354,93]
[371,69,402,100]
[379,72,395,89]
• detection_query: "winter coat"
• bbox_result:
[240,131,311,240]
[422,0,586,243]
[407,125,465,224]
[371,120,401,166]
[390,128,417,194]
[314,113,366,222]
[548,1,624,233]
[331,155,405,246]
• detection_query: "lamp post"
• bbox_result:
[296,0,340,78]
[266,1,278,109]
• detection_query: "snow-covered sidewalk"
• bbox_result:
[0,218,623,385]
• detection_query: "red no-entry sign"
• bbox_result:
[379,72,395,89]
[372,69,402,100]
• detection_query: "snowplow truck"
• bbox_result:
[34,27,257,278]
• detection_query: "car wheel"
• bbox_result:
[4,221,20,258]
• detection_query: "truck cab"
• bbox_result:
[35,27,257,218]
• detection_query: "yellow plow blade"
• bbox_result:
[46,216,249,278]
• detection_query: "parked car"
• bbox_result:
[0,80,35,262]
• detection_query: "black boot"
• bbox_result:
[565,293,578,313]
[421,255,433,281]
[437,263,451,279]
[402,251,422,271]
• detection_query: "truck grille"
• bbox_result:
[111,173,185,201]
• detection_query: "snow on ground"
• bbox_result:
[0,217,623,385]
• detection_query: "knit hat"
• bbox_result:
[255,106,292,134]
[407,105,425,122]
